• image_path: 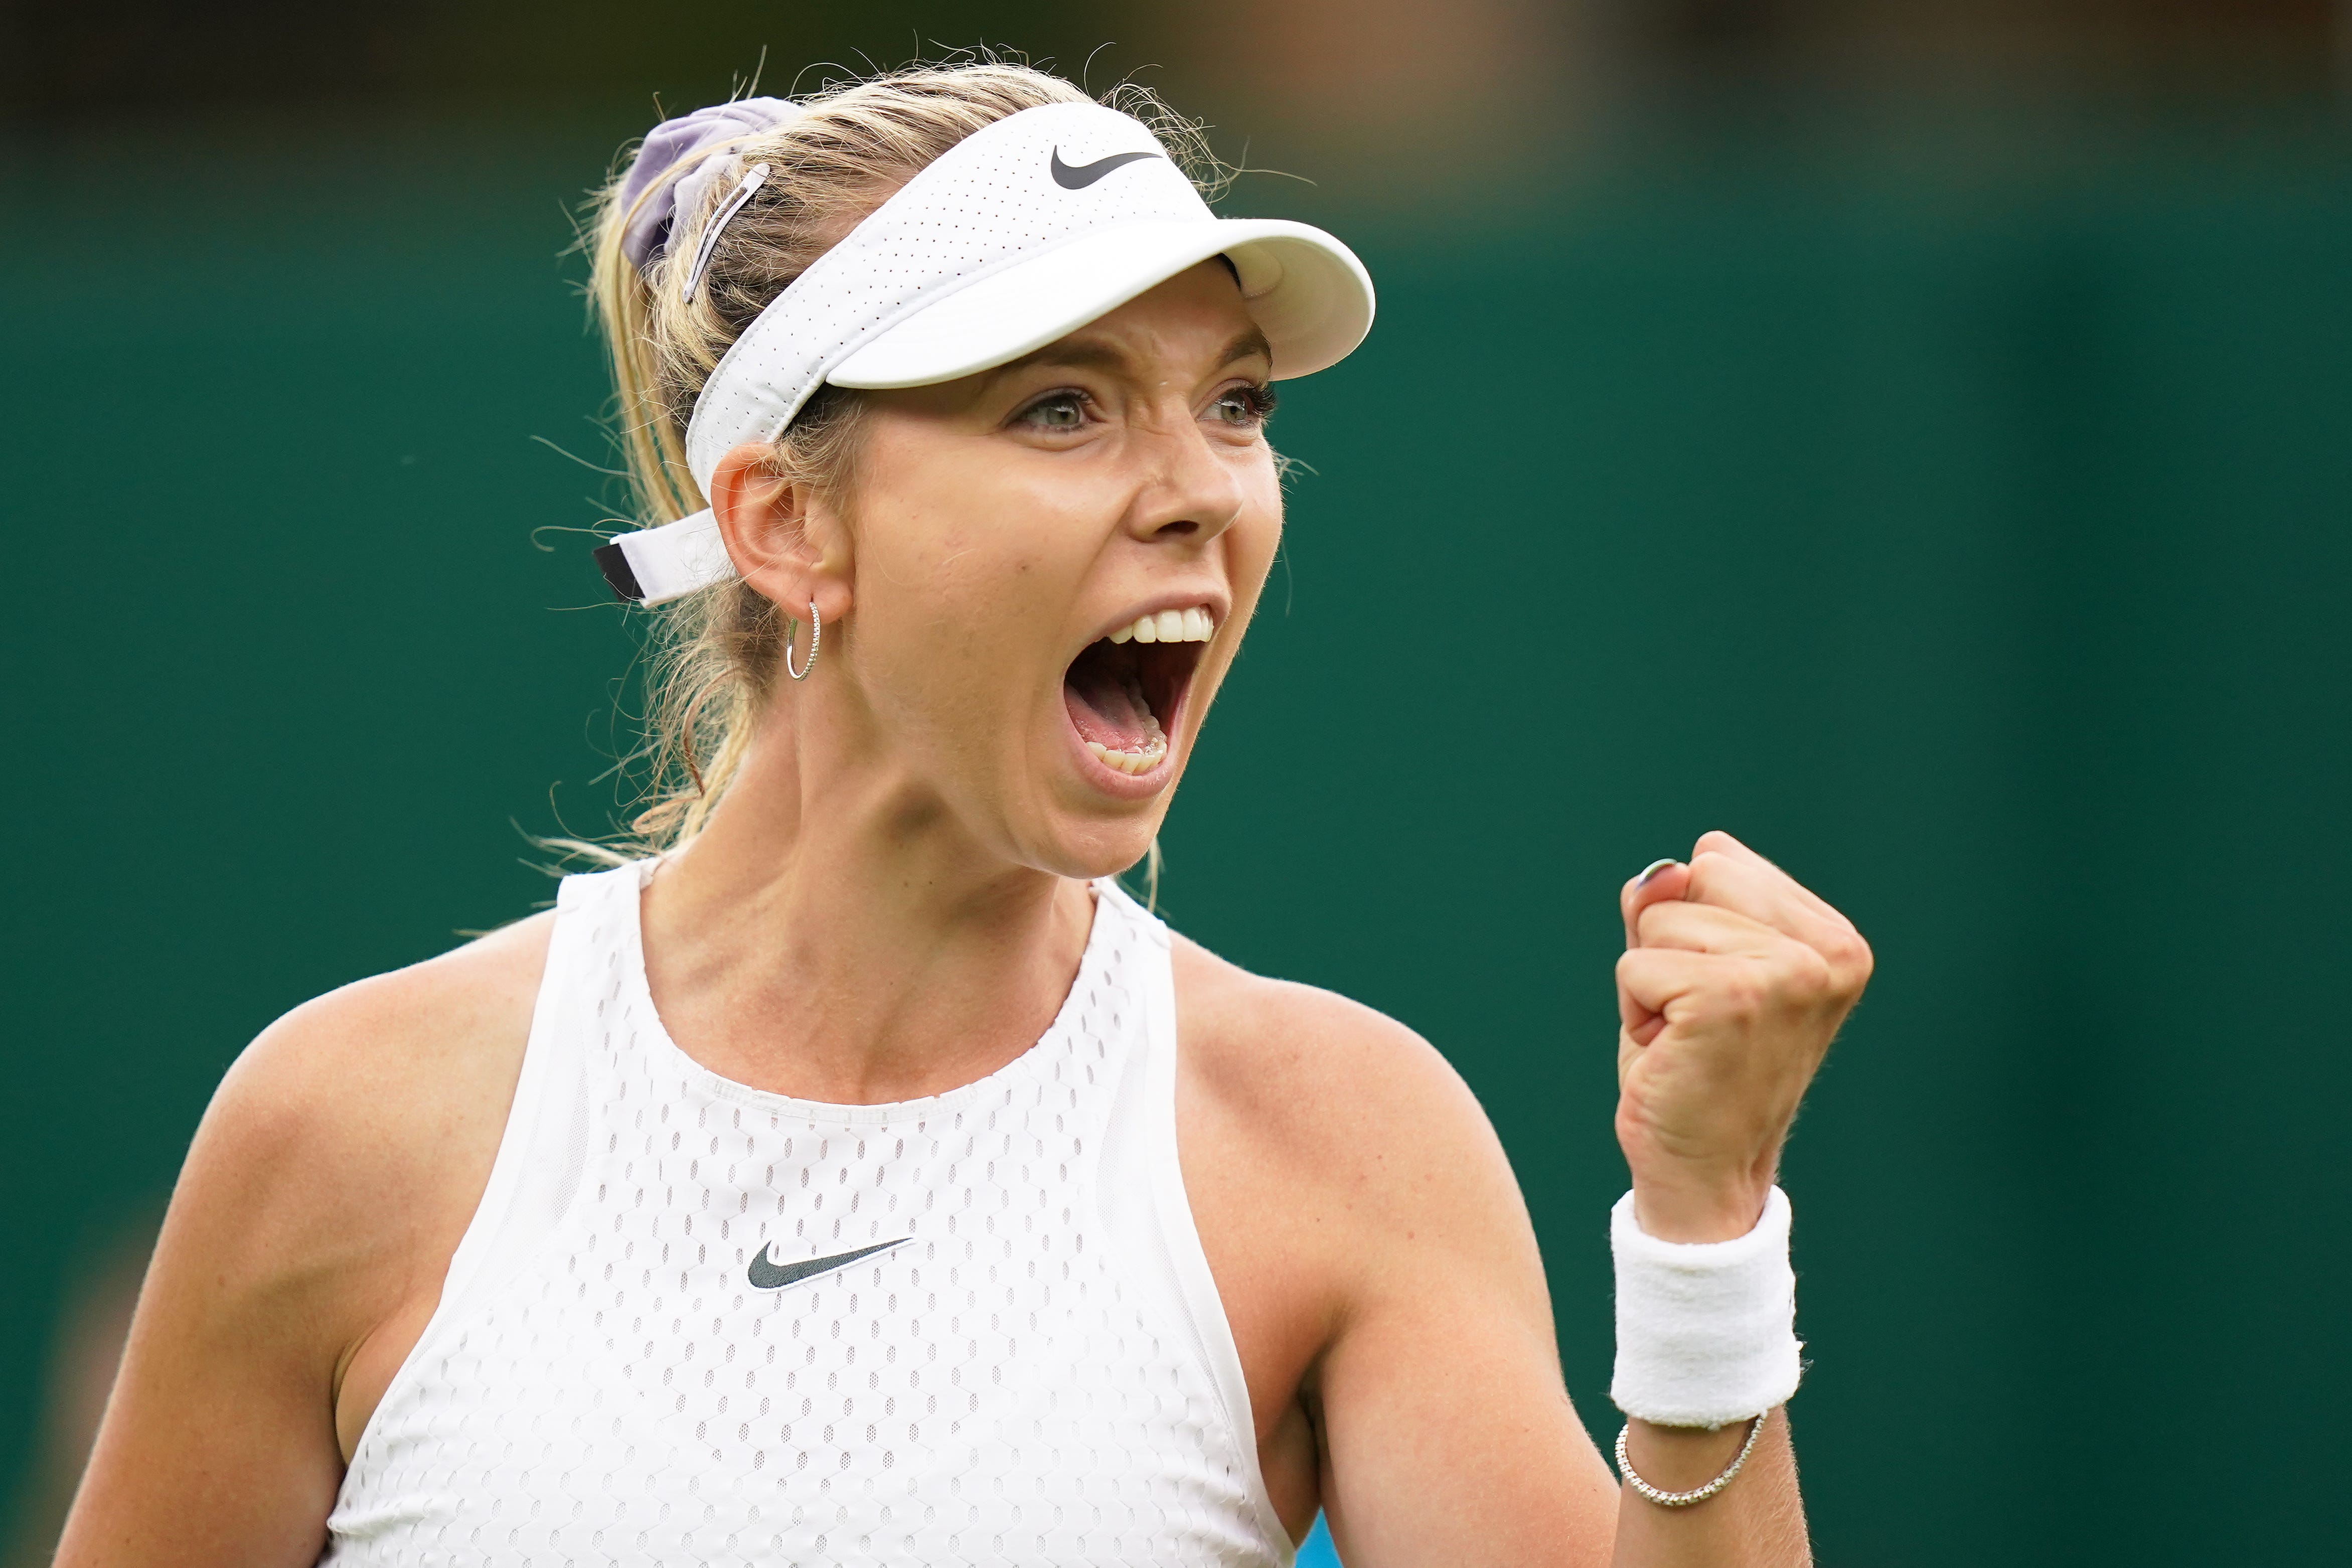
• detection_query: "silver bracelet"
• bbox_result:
[1613,1409,1770,1508]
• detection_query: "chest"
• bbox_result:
[328,895,1294,1565]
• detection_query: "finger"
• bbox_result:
[1691,831,1847,932]
[1615,946,1731,1022]
[1619,860,1690,1045]
[1618,968,1663,1044]
[1621,858,1691,950]
[1684,843,1861,968]
[1633,897,1786,957]
[1617,940,1674,1043]
[1616,866,1692,1043]
[1690,829,1781,877]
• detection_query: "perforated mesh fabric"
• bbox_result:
[685,101,1214,493]
[324,866,1288,1567]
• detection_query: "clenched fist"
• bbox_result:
[1615,831,1872,1243]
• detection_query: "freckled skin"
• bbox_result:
[57,263,1866,1568]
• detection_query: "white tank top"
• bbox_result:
[324,861,1290,1566]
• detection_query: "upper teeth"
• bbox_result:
[1109,606,1215,646]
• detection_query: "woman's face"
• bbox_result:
[820,259,1284,878]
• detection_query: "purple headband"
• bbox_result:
[617,96,805,273]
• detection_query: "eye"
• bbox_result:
[1015,390,1090,431]
[1210,382,1277,430]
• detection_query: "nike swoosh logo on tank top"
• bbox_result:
[746,1236,912,1291]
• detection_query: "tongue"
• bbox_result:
[1064,650,1155,747]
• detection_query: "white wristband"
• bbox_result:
[1610,1186,1802,1430]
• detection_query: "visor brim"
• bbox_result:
[826,217,1374,391]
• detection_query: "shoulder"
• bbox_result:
[62,909,563,1549]
[163,908,558,1372]
[1164,928,1608,1546]
[203,909,553,1205]
[1170,932,1504,1173]
[1167,931,1539,1292]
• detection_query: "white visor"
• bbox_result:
[595,101,1375,606]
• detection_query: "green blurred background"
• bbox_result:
[4,2,2348,1562]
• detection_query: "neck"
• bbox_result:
[637,690,1097,1106]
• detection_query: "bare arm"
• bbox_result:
[1217,829,1866,1566]
[1271,1013,1814,1567]
[1173,950,1619,1562]
[53,1036,349,1568]
[1603,830,1873,1566]
[1299,1017,1619,1566]
[54,920,544,1567]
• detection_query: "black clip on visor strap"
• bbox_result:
[594,541,647,604]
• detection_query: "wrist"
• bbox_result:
[1628,1172,1772,1244]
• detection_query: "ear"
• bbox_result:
[707,441,855,624]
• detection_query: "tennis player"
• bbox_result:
[57,61,1869,1567]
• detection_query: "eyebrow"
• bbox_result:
[984,326,1275,387]
[1220,328,1276,371]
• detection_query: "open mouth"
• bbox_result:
[1062,605,1215,778]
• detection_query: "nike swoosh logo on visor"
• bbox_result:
[1050,148,1162,190]
[747,1237,911,1292]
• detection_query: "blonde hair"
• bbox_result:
[581,59,1219,855]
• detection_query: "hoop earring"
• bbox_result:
[783,600,821,681]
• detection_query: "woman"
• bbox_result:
[58,61,1869,1567]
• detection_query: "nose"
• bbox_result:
[1120,408,1246,547]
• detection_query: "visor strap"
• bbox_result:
[594,510,734,606]
[682,163,770,303]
